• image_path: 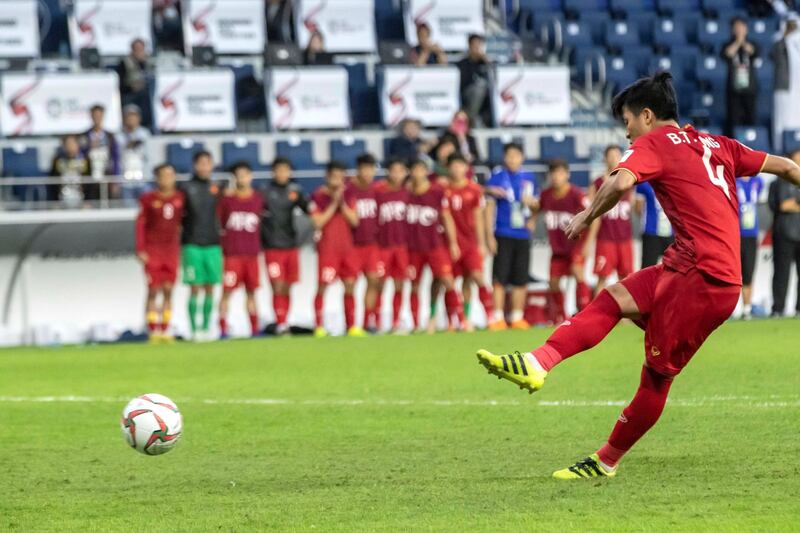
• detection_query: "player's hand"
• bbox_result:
[565,210,591,240]
[332,187,344,203]
[486,236,497,256]
[485,186,506,198]
[136,251,149,264]
[449,242,461,262]
[523,196,539,210]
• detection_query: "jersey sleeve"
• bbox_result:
[309,190,323,215]
[726,138,768,178]
[614,137,662,183]
[134,196,148,252]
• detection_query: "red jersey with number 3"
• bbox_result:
[614,124,767,285]
[540,185,588,257]
[447,181,483,250]
[218,192,264,256]
[135,190,185,251]
[407,184,449,252]
[593,176,633,241]
[310,186,356,255]
[376,182,410,248]
[347,180,379,246]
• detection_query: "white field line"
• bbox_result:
[0,395,798,408]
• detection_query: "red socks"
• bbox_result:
[314,294,324,327]
[344,294,355,330]
[444,289,464,325]
[392,291,403,327]
[249,313,259,336]
[548,290,566,324]
[478,286,494,317]
[597,366,673,467]
[219,317,227,336]
[410,292,420,329]
[532,289,622,371]
[576,281,592,311]
[273,294,289,326]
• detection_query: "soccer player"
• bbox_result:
[262,157,309,335]
[375,158,411,333]
[135,163,183,342]
[217,162,264,338]
[736,172,764,319]
[180,151,222,341]
[635,181,673,268]
[310,161,360,337]
[485,143,538,331]
[589,145,634,293]
[476,72,800,479]
[347,153,381,333]
[538,159,593,323]
[446,153,493,331]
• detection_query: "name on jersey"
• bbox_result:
[379,201,406,224]
[226,211,260,233]
[356,198,377,220]
[407,204,438,227]
[666,131,720,149]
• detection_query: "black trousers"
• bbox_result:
[771,233,800,314]
[725,90,757,137]
[641,234,673,269]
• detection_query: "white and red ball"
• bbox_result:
[120,393,183,455]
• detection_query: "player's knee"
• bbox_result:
[606,283,639,316]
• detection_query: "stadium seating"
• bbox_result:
[487,135,525,166]
[540,133,578,161]
[330,138,368,168]
[1,146,47,202]
[605,20,641,51]
[221,139,266,171]
[166,140,207,174]
[734,126,771,153]
[783,130,800,154]
[697,18,731,52]
[275,139,321,170]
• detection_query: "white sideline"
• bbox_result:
[0,395,798,408]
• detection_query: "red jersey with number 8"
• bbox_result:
[614,124,767,285]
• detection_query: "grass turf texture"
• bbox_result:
[1,320,799,532]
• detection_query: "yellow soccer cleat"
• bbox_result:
[148,333,162,345]
[552,454,617,480]
[476,349,547,394]
[347,326,367,337]
[314,326,329,338]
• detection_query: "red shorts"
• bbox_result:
[143,247,178,288]
[264,248,299,284]
[621,265,740,377]
[408,247,453,281]
[318,250,358,284]
[594,240,634,278]
[550,251,585,278]
[453,245,484,278]
[223,255,260,291]
[378,245,409,279]
[352,243,380,276]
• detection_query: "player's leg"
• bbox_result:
[594,240,612,295]
[407,253,423,331]
[507,239,530,329]
[182,245,201,335]
[245,290,259,336]
[364,272,381,333]
[244,258,260,336]
[161,283,174,341]
[793,240,800,315]
[145,285,159,342]
[218,288,232,338]
[771,233,792,316]
[572,258,592,312]
[740,236,757,319]
[427,277,444,334]
[391,276,405,332]
[343,277,364,336]
[489,237,513,330]
[460,276,474,332]
[440,273,464,331]
[201,246,223,336]
[548,273,565,324]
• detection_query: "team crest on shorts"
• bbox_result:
[651,346,661,357]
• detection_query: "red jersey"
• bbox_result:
[218,191,264,256]
[135,190,184,251]
[376,181,410,248]
[615,124,767,285]
[446,180,483,250]
[540,185,588,257]
[407,183,449,252]
[310,186,356,254]
[347,180,379,246]
[593,176,633,242]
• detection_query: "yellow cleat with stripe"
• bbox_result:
[552,454,617,480]
[475,349,547,394]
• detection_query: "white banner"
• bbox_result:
[267,67,351,130]
[296,0,377,53]
[69,0,153,56]
[380,66,459,127]
[492,66,571,126]
[184,0,265,55]
[154,70,236,132]
[404,0,484,51]
[0,0,40,58]
[0,72,121,136]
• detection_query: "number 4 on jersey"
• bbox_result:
[701,144,730,199]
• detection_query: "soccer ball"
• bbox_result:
[120,393,183,455]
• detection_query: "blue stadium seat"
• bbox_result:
[695,55,727,91]
[674,11,700,43]
[610,0,654,14]
[533,12,566,46]
[345,62,380,127]
[540,133,577,162]
[578,11,611,46]
[670,45,700,81]
[1,146,47,203]
[697,18,730,52]
[628,11,657,44]
[276,139,320,170]
[572,46,606,82]
[488,135,525,166]
[519,0,563,10]
[691,90,726,126]
[702,0,736,16]
[564,0,607,15]
[783,130,800,155]
[756,92,772,129]
[374,0,404,40]
[221,139,266,171]
[621,45,655,76]
[330,137,368,168]
[605,20,640,50]
[647,54,675,77]
[755,60,774,94]
[165,140,206,174]
[750,18,779,56]
[657,0,700,15]
[606,58,639,92]
[734,126,771,153]
[653,18,688,50]
[562,21,594,49]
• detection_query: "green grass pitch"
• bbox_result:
[1,320,799,531]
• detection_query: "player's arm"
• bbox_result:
[761,154,800,188]
[474,204,488,256]
[339,196,359,228]
[484,195,497,255]
[565,170,635,240]
[441,209,461,261]
[311,197,340,230]
[134,198,149,263]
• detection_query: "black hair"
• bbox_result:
[326,160,346,173]
[548,159,569,172]
[447,153,467,166]
[192,150,212,163]
[468,33,485,45]
[356,153,377,167]
[153,163,174,177]
[730,16,747,27]
[272,156,292,169]
[230,161,252,174]
[408,158,428,170]
[416,22,431,33]
[604,144,623,157]
[611,71,679,122]
[90,104,105,113]
[385,157,407,169]
[503,142,524,155]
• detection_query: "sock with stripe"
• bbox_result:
[344,294,355,330]
[528,289,622,372]
[202,293,213,331]
[249,313,259,336]
[463,300,471,321]
[597,365,673,468]
[188,295,198,332]
[146,311,159,333]
[576,281,592,311]
[160,309,172,332]
[314,294,324,328]
[219,317,228,336]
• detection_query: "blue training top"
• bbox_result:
[736,175,764,238]
[636,181,672,237]
[487,166,538,240]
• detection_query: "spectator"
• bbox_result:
[429,137,458,184]
[118,38,153,128]
[81,104,120,191]
[387,118,431,163]
[722,17,759,136]
[267,0,294,44]
[116,104,151,203]
[439,110,480,163]
[410,23,447,66]
[768,150,800,317]
[771,14,800,153]
[736,172,764,319]
[303,31,329,65]
[50,134,91,207]
[153,0,182,51]
[457,34,492,127]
